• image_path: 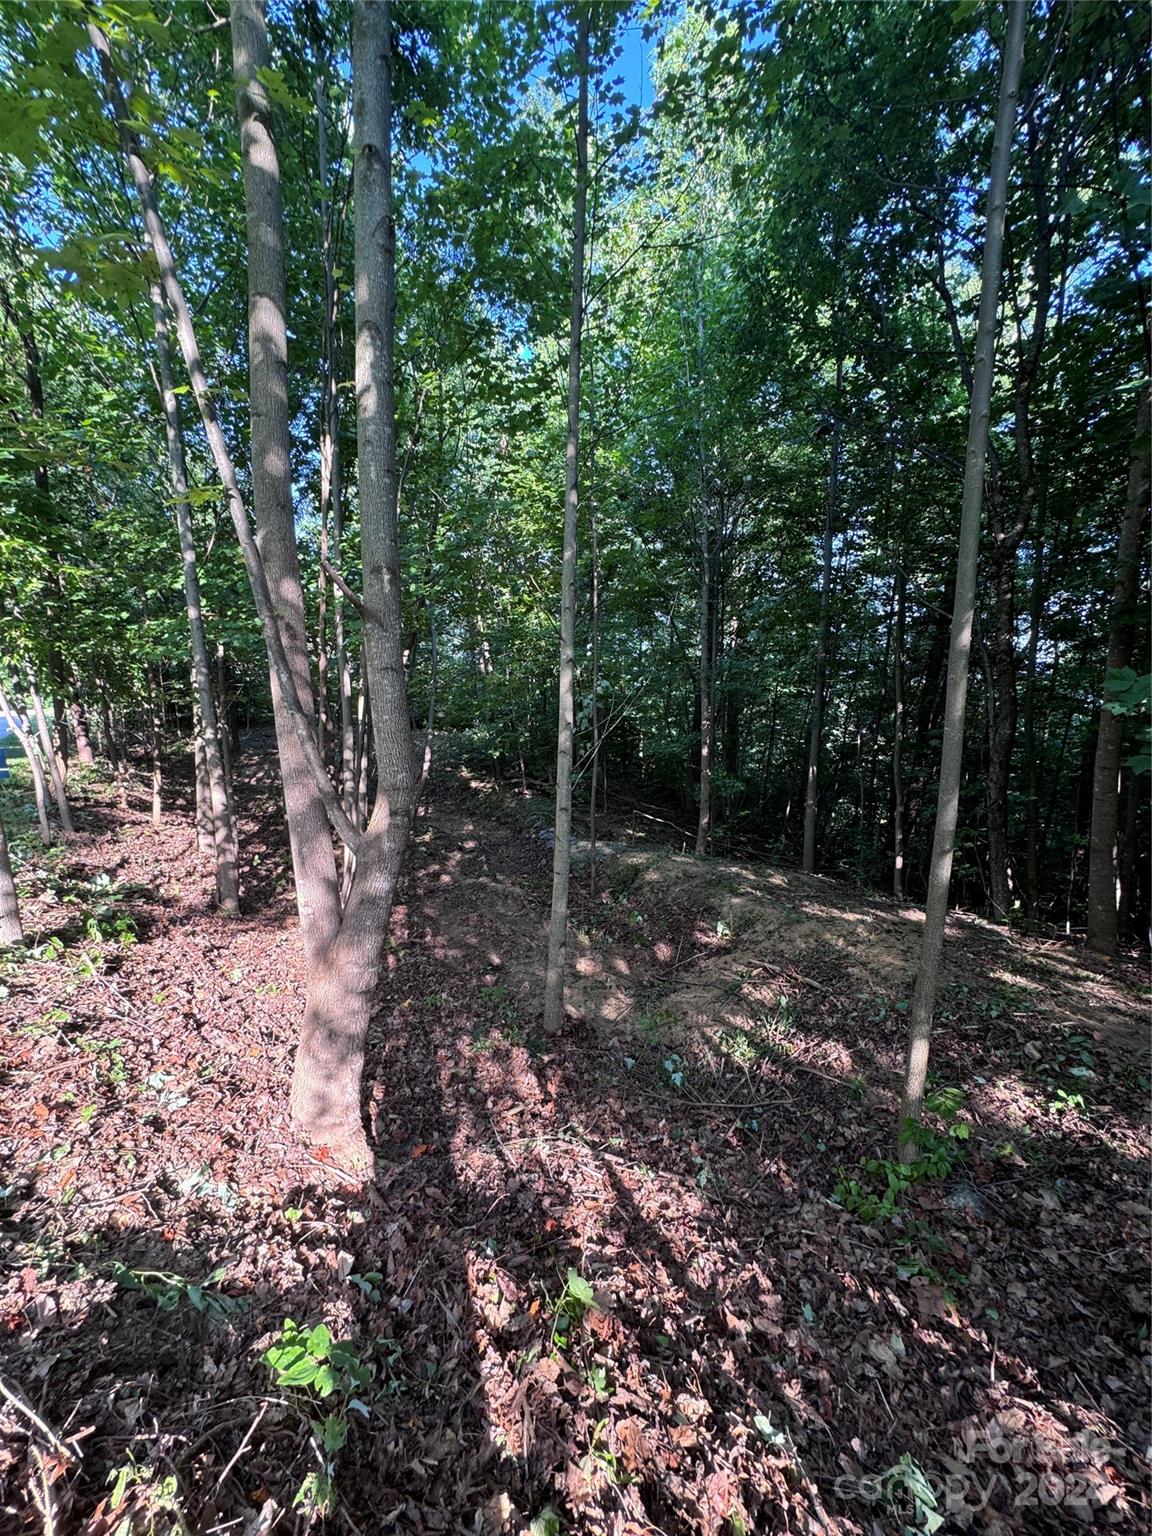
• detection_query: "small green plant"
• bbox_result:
[106,1453,188,1535]
[346,1269,383,1302]
[550,1268,595,1347]
[78,1035,127,1086]
[878,1453,944,1534]
[835,1089,970,1225]
[264,1320,376,1521]
[661,1053,686,1090]
[111,1261,242,1324]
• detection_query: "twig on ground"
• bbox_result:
[0,1376,77,1461]
[211,1400,269,1499]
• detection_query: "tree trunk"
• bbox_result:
[69,697,96,766]
[0,682,52,845]
[0,811,22,947]
[892,563,907,900]
[29,680,74,836]
[1085,384,1151,955]
[696,299,713,857]
[542,8,590,1034]
[1022,499,1047,918]
[802,359,841,874]
[232,0,341,959]
[147,663,163,827]
[150,282,240,911]
[900,1,1025,1159]
[90,17,360,870]
[291,0,417,1163]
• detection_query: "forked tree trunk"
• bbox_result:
[149,282,239,911]
[802,369,841,874]
[290,0,417,1160]
[1085,384,1151,955]
[90,17,360,867]
[0,812,22,946]
[543,8,590,1034]
[899,1,1025,1160]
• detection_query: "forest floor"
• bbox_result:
[1,738,1149,1536]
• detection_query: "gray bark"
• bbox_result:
[0,810,22,947]
[150,282,239,911]
[900,1,1026,1159]
[88,19,362,869]
[290,0,417,1164]
[232,0,342,957]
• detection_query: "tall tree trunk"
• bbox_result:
[986,118,1054,922]
[1085,384,1151,955]
[588,371,602,896]
[1022,498,1046,917]
[900,2,1025,1159]
[0,811,22,947]
[232,0,341,959]
[90,17,360,872]
[892,563,907,900]
[291,0,417,1162]
[802,359,841,874]
[696,298,713,857]
[150,282,240,911]
[543,9,590,1034]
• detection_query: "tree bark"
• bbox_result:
[28,680,74,836]
[1085,384,1151,955]
[900,1,1025,1159]
[0,810,22,947]
[150,282,240,911]
[89,18,362,869]
[696,290,713,857]
[543,8,590,1034]
[232,0,342,958]
[0,682,52,845]
[291,0,417,1162]
[802,359,842,874]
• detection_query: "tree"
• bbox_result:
[1085,384,1151,955]
[543,5,591,1035]
[899,0,1026,1159]
[0,808,22,946]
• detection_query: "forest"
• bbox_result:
[0,0,1148,1532]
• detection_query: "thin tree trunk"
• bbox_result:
[892,563,907,900]
[0,682,52,844]
[291,0,417,1163]
[1022,497,1046,918]
[696,294,713,857]
[150,282,240,911]
[232,0,341,958]
[194,719,213,850]
[899,2,1025,1159]
[0,811,22,946]
[802,359,842,873]
[29,680,74,836]
[543,9,590,1035]
[147,662,163,827]
[89,19,360,875]
[1086,384,1151,955]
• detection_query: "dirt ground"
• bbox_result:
[1,742,1149,1535]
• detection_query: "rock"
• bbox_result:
[944,1180,988,1220]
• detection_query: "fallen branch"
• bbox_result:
[0,1375,78,1461]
